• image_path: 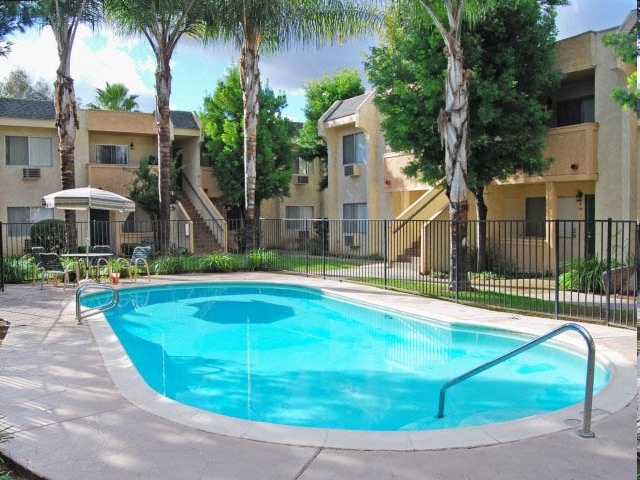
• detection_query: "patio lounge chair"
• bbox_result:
[31,246,45,285]
[115,246,151,282]
[39,252,78,291]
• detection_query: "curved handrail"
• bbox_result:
[75,281,119,325]
[436,323,596,438]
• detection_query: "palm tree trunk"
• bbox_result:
[440,38,471,292]
[55,69,79,250]
[239,40,260,252]
[156,57,172,254]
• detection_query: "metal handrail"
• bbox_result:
[437,323,597,438]
[75,281,119,325]
[182,176,226,242]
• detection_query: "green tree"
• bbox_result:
[297,67,365,189]
[200,67,296,239]
[367,0,563,276]
[603,28,637,110]
[31,0,103,249]
[86,81,139,111]
[205,0,380,251]
[0,1,34,57]
[104,0,210,253]
[129,156,180,255]
[0,67,53,100]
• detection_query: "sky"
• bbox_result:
[0,0,635,122]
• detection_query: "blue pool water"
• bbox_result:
[84,282,610,431]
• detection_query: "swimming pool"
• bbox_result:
[84,282,609,432]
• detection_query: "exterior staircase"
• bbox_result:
[395,240,421,263]
[179,196,222,254]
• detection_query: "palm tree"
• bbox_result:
[104,0,209,253]
[408,0,476,291]
[207,0,380,251]
[87,81,139,111]
[32,0,103,248]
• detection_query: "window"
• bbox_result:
[342,132,366,165]
[7,206,53,236]
[525,197,546,237]
[556,96,594,127]
[5,136,53,166]
[96,144,129,165]
[285,205,314,230]
[343,202,367,233]
[293,158,314,175]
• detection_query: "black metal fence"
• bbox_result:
[1,217,637,328]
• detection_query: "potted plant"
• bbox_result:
[107,259,122,285]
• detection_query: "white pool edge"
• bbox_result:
[87,277,637,451]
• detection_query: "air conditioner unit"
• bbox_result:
[344,164,362,177]
[344,234,361,248]
[22,168,41,179]
[295,175,309,185]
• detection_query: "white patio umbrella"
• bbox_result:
[42,186,136,254]
[42,186,135,213]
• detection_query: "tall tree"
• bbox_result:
[0,1,33,57]
[104,0,210,253]
[86,81,139,111]
[0,67,54,100]
[368,0,562,272]
[206,0,380,251]
[200,67,296,240]
[603,27,638,110]
[32,0,103,248]
[297,67,365,189]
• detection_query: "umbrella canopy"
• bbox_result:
[42,187,135,213]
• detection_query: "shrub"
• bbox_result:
[30,219,66,252]
[150,254,186,275]
[202,252,233,273]
[2,255,33,283]
[559,257,620,293]
[247,249,279,271]
[466,246,518,278]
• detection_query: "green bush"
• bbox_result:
[2,255,33,283]
[30,219,66,251]
[202,252,233,273]
[247,250,279,271]
[559,257,620,293]
[466,246,518,278]
[150,254,186,275]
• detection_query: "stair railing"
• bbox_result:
[182,176,226,250]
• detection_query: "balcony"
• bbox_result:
[87,110,156,135]
[510,123,598,184]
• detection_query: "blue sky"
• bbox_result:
[0,0,635,122]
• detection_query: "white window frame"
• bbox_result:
[343,202,367,233]
[342,132,366,165]
[285,205,314,230]
[5,136,53,167]
[293,158,314,175]
[96,144,129,165]
[7,206,54,236]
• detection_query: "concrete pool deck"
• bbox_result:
[0,273,636,479]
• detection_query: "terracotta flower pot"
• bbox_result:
[109,272,120,285]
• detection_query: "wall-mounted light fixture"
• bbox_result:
[575,190,583,203]
[130,142,135,150]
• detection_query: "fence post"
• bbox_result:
[322,218,327,279]
[554,219,559,319]
[0,222,4,293]
[383,219,388,290]
[305,219,309,276]
[604,218,612,326]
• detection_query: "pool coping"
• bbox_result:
[87,275,637,452]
